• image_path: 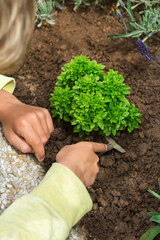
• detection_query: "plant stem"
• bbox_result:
[152,35,160,41]
[122,19,128,33]
[134,22,145,30]
[124,6,135,22]
[151,60,160,68]
[131,2,142,10]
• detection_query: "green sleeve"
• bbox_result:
[0,163,93,240]
[0,74,16,93]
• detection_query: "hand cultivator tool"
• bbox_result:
[105,136,126,153]
[99,136,126,156]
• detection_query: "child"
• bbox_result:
[0,0,54,162]
[0,1,107,239]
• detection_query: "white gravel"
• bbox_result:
[0,125,45,213]
[0,125,86,239]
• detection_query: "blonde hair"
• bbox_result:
[0,0,35,74]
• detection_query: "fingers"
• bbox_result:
[91,152,99,165]
[34,108,54,139]
[83,153,100,187]
[15,108,53,162]
[4,129,33,153]
[88,142,107,153]
[56,141,102,187]
[75,141,107,153]
[85,170,99,187]
[35,110,50,139]
[16,122,45,162]
[1,98,54,161]
[30,112,49,145]
[43,108,54,134]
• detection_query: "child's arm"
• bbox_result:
[0,163,92,240]
[0,76,54,162]
[0,142,106,240]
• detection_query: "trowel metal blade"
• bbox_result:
[105,136,126,153]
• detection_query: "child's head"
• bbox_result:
[0,0,35,74]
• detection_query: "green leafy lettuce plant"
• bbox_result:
[50,55,142,137]
[140,179,160,240]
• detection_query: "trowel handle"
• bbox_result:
[106,143,114,151]
[97,144,113,157]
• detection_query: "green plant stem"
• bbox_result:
[145,56,160,69]
[127,0,135,21]
[151,60,160,69]
[124,5,135,22]
[142,31,158,42]
[134,22,145,30]
[131,2,142,10]
[122,19,128,33]
[152,35,160,41]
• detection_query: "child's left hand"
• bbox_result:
[0,90,54,162]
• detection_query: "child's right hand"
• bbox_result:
[0,90,54,162]
[56,142,107,186]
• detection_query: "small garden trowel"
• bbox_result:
[98,136,126,156]
[105,136,126,153]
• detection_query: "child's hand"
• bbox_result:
[56,142,106,186]
[0,90,54,162]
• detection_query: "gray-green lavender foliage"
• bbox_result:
[70,0,105,10]
[35,0,105,18]
[130,0,160,9]
[110,0,160,42]
[35,0,106,27]
[108,0,160,68]
[35,0,63,27]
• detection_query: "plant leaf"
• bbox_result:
[148,190,160,199]
[148,212,160,217]
[127,0,135,21]
[140,225,160,240]
[150,215,160,224]
[107,30,143,38]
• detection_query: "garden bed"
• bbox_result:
[13,4,160,240]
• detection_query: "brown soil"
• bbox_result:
[13,4,160,240]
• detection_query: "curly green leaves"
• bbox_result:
[50,55,142,137]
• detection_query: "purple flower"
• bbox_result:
[119,0,125,7]
[155,56,160,60]
[117,11,123,19]
[137,40,148,56]
[145,54,152,62]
